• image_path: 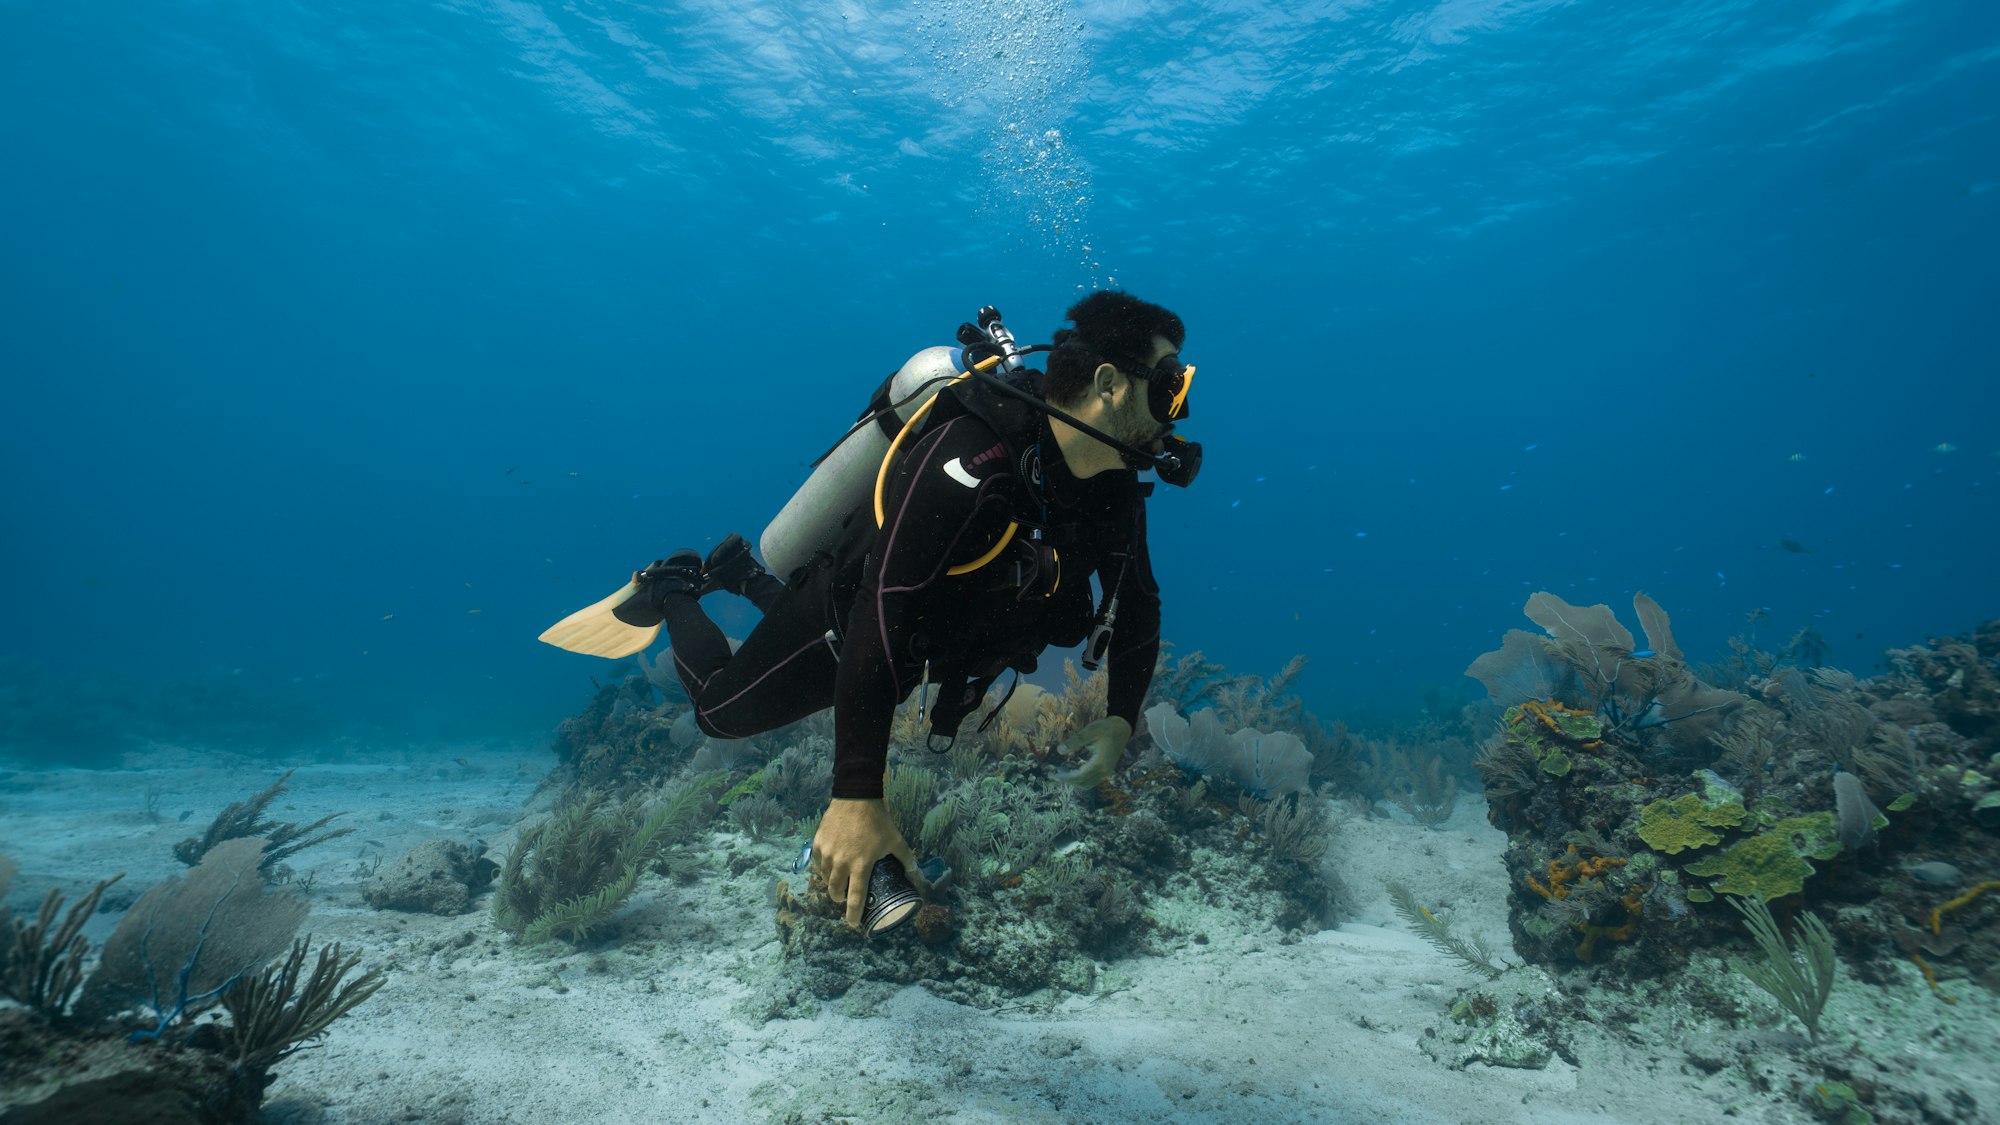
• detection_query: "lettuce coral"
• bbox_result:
[1682,813,1839,899]
[1637,792,1747,855]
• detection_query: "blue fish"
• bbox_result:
[1630,649,1656,659]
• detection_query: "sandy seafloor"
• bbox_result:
[3,740,1995,1125]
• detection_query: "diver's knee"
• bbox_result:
[687,707,733,740]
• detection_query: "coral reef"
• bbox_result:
[548,669,706,795]
[0,840,383,1122]
[725,656,1358,1014]
[1466,605,2000,1008]
[1468,592,1749,765]
[536,636,1465,1017]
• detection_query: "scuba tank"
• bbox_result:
[758,345,969,584]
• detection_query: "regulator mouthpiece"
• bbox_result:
[1154,435,1202,488]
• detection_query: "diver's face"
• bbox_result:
[1110,334,1180,449]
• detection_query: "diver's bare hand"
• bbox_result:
[811,798,919,930]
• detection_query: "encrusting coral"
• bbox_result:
[1680,814,1841,900]
[1636,791,1747,855]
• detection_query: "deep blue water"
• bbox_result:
[3,0,1995,758]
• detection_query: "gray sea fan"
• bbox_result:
[79,838,308,1028]
[1147,702,1313,799]
[690,737,755,773]
[1228,728,1312,799]
[1146,702,1231,777]
[1464,629,1565,707]
[638,650,688,705]
[1833,772,1881,851]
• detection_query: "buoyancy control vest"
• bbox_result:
[762,348,1144,748]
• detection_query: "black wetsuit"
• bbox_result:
[657,370,1162,800]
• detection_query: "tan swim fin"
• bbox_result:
[537,579,660,658]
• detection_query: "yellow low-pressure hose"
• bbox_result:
[874,355,1017,576]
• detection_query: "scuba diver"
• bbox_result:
[539,291,1200,933]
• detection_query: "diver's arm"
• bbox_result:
[1103,497,1162,732]
[829,415,1017,799]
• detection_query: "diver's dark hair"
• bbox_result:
[1044,291,1186,407]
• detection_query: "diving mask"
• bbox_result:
[1127,354,1194,423]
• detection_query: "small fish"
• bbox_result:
[467,609,483,614]
[1779,536,1814,554]
[1787,452,1806,463]
[1933,442,1957,454]
[1906,861,1964,887]
[505,465,518,475]
[1629,649,1656,659]
[380,613,394,621]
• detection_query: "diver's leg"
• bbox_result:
[682,565,839,740]
[651,539,785,693]
[658,591,734,699]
